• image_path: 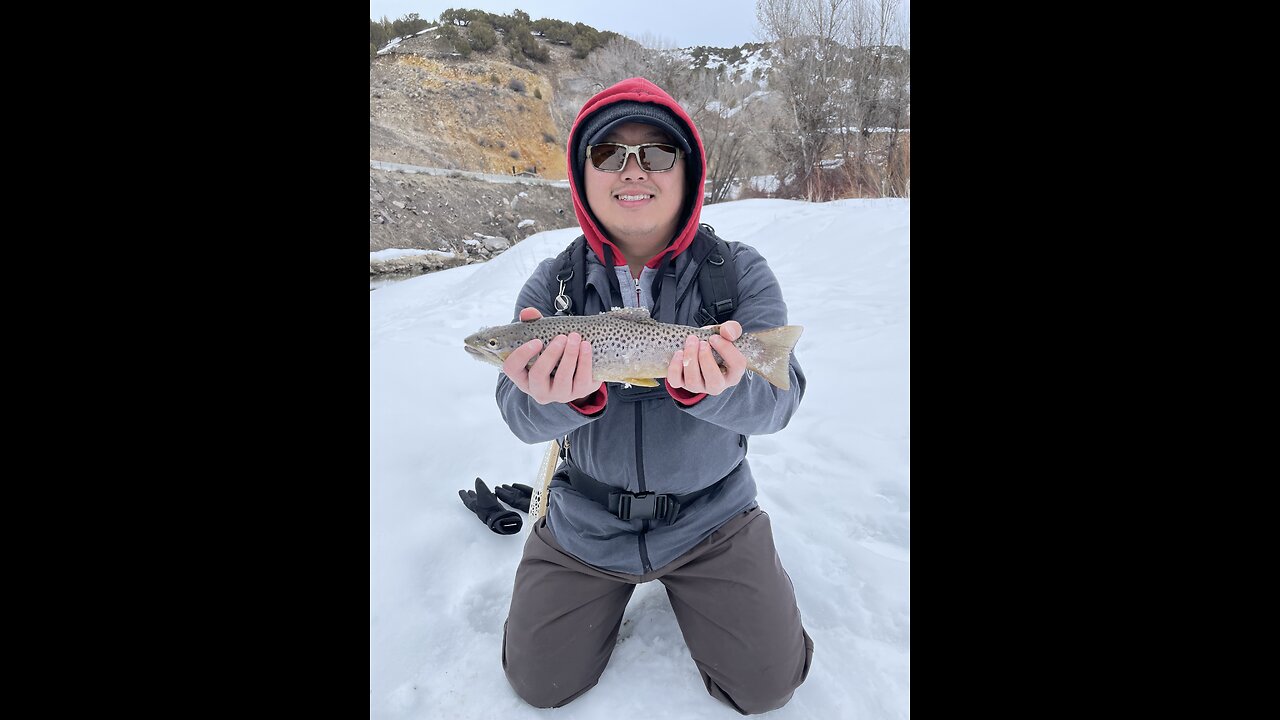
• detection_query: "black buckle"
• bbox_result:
[613,492,669,521]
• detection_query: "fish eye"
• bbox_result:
[488,339,498,347]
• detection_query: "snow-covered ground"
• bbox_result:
[371,197,910,719]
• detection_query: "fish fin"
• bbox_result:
[743,325,804,390]
[620,377,660,387]
[603,307,654,323]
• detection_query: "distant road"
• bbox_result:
[370,160,570,188]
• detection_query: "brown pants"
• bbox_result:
[502,508,814,715]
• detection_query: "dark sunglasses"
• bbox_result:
[586,142,683,172]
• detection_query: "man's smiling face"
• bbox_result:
[584,122,686,251]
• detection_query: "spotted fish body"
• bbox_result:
[464,307,803,390]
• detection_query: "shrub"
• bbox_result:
[507,77,526,93]
[509,150,521,159]
[533,87,542,100]
[469,21,497,51]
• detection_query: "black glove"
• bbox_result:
[495,483,534,513]
[459,478,522,535]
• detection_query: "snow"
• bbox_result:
[370,197,910,719]
[517,219,535,228]
[370,248,456,261]
[375,36,403,55]
[705,99,744,119]
[750,175,781,193]
[667,44,775,89]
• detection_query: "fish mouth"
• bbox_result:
[464,344,505,366]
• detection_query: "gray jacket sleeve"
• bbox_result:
[677,243,806,435]
[494,257,605,444]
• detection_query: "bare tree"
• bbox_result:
[666,62,768,204]
[583,35,683,92]
[880,3,910,197]
[688,70,768,203]
[832,1,907,174]
[755,0,910,199]
[755,0,852,199]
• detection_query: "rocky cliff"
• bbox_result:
[370,30,597,276]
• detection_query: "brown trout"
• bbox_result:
[463,307,803,390]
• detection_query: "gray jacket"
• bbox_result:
[495,239,805,575]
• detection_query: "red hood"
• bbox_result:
[567,77,706,269]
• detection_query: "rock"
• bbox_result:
[480,234,511,251]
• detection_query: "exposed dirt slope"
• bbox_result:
[370,31,600,273]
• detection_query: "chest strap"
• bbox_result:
[560,462,730,524]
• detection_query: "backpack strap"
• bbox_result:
[694,223,739,326]
[549,235,587,315]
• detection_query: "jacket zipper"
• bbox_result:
[635,403,653,573]
[633,276,642,306]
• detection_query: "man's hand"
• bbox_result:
[501,307,598,405]
[666,320,747,395]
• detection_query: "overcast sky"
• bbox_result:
[371,1,909,50]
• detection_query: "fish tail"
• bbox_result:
[744,325,804,390]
